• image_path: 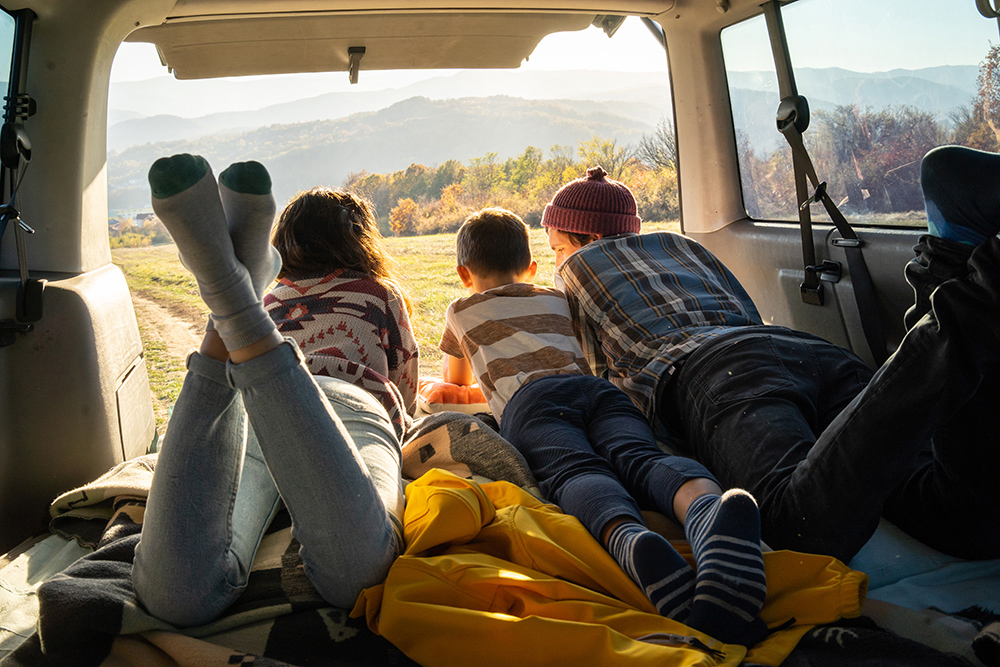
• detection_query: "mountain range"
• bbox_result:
[107,65,980,212]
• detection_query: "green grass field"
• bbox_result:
[113,221,679,423]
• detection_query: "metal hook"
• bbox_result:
[348,46,365,84]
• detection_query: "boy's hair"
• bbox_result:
[456,207,533,277]
[272,187,411,311]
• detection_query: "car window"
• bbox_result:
[722,0,998,226]
[0,8,15,116]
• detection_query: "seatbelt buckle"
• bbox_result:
[800,181,828,210]
[801,260,842,305]
[806,259,842,283]
[800,281,823,306]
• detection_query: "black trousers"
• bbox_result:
[662,235,1000,562]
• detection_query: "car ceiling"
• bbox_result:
[125,1,677,79]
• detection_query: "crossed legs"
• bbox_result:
[133,156,403,627]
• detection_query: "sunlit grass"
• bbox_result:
[111,245,210,318]
[114,220,680,413]
[140,334,185,428]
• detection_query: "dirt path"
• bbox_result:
[130,292,205,426]
[131,292,204,359]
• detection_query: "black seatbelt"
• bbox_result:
[762,1,887,366]
[777,99,887,366]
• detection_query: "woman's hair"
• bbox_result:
[272,187,410,310]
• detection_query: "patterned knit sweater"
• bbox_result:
[264,270,419,439]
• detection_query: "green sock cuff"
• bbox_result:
[148,154,211,199]
[219,161,272,195]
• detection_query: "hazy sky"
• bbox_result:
[113,0,999,83]
[110,1,999,117]
[723,0,998,72]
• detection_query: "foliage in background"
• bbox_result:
[108,215,172,248]
[739,45,1000,222]
[348,122,679,236]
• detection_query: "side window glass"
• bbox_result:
[0,9,14,113]
[722,0,998,226]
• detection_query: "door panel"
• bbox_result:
[692,220,918,366]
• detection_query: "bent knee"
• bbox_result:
[301,527,399,609]
[133,550,245,627]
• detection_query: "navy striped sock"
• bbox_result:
[606,521,695,621]
[683,490,767,646]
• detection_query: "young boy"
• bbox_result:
[439,207,768,646]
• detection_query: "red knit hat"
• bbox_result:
[541,166,641,235]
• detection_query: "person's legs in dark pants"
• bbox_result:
[884,146,1000,556]
[580,378,719,524]
[500,376,696,621]
[668,146,1000,562]
[504,375,767,645]
[666,328,879,562]
[904,235,972,329]
[885,236,998,557]
[575,376,767,645]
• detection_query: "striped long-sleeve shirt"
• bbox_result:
[557,232,761,422]
[439,283,591,421]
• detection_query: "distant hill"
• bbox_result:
[107,70,673,152]
[108,65,982,211]
[728,65,978,152]
[108,95,659,210]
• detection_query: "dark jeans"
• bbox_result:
[501,374,715,539]
[662,234,1000,563]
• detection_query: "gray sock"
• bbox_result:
[219,161,282,298]
[148,154,275,350]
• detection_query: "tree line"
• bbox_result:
[359,45,1000,235]
[347,120,680,236]
[742,45,1000,222]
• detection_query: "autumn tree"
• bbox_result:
[507,146,543,192]
[810,105,941,214]
[578,136,633,181]
[976,43,1000,147]
[463,152,502,195]
[389,198,418,236]
[429,159,466,197]
[636,115,677,171]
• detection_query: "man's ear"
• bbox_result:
[526,260,538,281]
[456,265,474,288]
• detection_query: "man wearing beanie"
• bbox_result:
[543,155,1000,565]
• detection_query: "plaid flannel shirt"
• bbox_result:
[556,232,762,421]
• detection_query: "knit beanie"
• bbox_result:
[541,166,641,235]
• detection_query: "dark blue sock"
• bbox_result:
[683,490,767,646]
[606,521,694,621]
[922,145,1000,246]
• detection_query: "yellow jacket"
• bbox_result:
[354,470,867,666]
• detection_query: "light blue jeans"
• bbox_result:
[133,340,404,627]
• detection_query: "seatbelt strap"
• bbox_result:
[779,114,888,366]
[763,0,887,366]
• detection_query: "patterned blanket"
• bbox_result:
[1,411,996,667]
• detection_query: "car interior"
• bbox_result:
[1,0,998,664]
